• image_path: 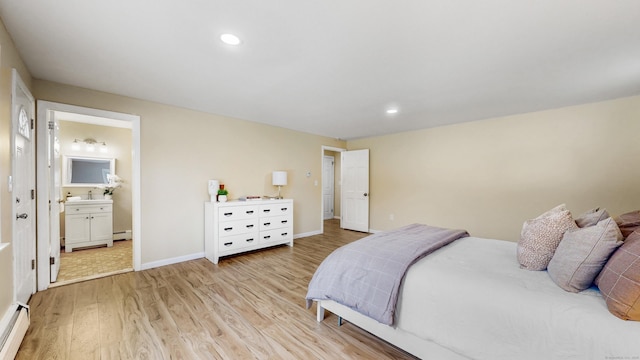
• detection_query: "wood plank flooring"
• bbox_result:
[18,220,417,359]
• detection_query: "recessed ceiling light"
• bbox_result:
[220,33,241,45]
[386,108,399,115]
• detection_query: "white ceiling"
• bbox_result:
[1,1,639,140]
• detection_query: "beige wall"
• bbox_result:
[349,95,640,241]
[0,21,33,322]
[33,79,346,265]
[58,121,133,236]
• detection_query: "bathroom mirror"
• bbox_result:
[63,156,115,187]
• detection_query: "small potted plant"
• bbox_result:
[98,174,123,200]
[217,187,229,202]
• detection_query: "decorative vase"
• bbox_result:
[218,195,227,202]
[104,194,112,200]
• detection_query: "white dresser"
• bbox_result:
[64,200,113,252]
[204,199,294,264]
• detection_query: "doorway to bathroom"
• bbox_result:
[53,119,134,286]
[36,101,141,290]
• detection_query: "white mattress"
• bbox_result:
[395,236,640,360]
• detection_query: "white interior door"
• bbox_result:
[49,116,61,282]
[322,156,335,220]
[341,149,369,232]
[12,69,36,304]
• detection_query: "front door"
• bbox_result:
[12,69,36,303]
[341,149,369,232]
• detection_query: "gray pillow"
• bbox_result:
[518,204,578,271]
[548,217,623,292]
[575,207,609,228]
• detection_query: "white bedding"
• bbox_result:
[395,236,640,360]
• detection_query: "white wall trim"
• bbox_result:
[140,252,205,271]
[36,101,141,291]
[320,145,346,235]
[295,230,322,239]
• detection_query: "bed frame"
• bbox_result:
[315,299,468,360]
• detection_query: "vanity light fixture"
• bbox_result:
[71,138,108,153]
[220,33,241,45]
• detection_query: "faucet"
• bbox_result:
[88,190,92,200]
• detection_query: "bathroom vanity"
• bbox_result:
[64,199,113,252]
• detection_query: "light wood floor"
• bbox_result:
[18,220,417,360]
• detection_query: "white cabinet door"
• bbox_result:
[90,213,113,242]
[65,214,91,245]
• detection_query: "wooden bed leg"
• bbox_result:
[316,303,325,322]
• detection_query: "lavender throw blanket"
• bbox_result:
[306,224,469,325]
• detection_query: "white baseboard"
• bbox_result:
[295,230,321,239]
[139,230,327,271]
[140,252,204,271]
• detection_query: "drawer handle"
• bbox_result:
[281,220,288,224]
[263,222,271,227]
[281,207,288,211]
[223,242,233,247]
[281,232,288,236]
[246,238,254,243]
[246,224,254,228]
[263,209,271,213]
[224,227,233,231]
[224,212,233,217]
[263,235,271,240]
[246,210,254,214]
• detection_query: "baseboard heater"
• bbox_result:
[113,229,132,241]
[0,303,29,360]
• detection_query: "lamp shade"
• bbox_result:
[272,171,287,186]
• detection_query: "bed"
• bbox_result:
[307,227,640,360]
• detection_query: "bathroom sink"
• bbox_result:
[65,199,113,204]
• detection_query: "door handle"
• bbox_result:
[16,213,28,220]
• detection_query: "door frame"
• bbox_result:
[320,145,345,234]
[36,101,141,291]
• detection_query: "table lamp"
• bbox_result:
[272,171,287,199]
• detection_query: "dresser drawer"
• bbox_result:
[259,215,292,231]
[218,205,259,222]
[260,228,293,245]
[260,203,292,218]
[66,204,113,214]
[218,218,259,237]
[218,232,259,252]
